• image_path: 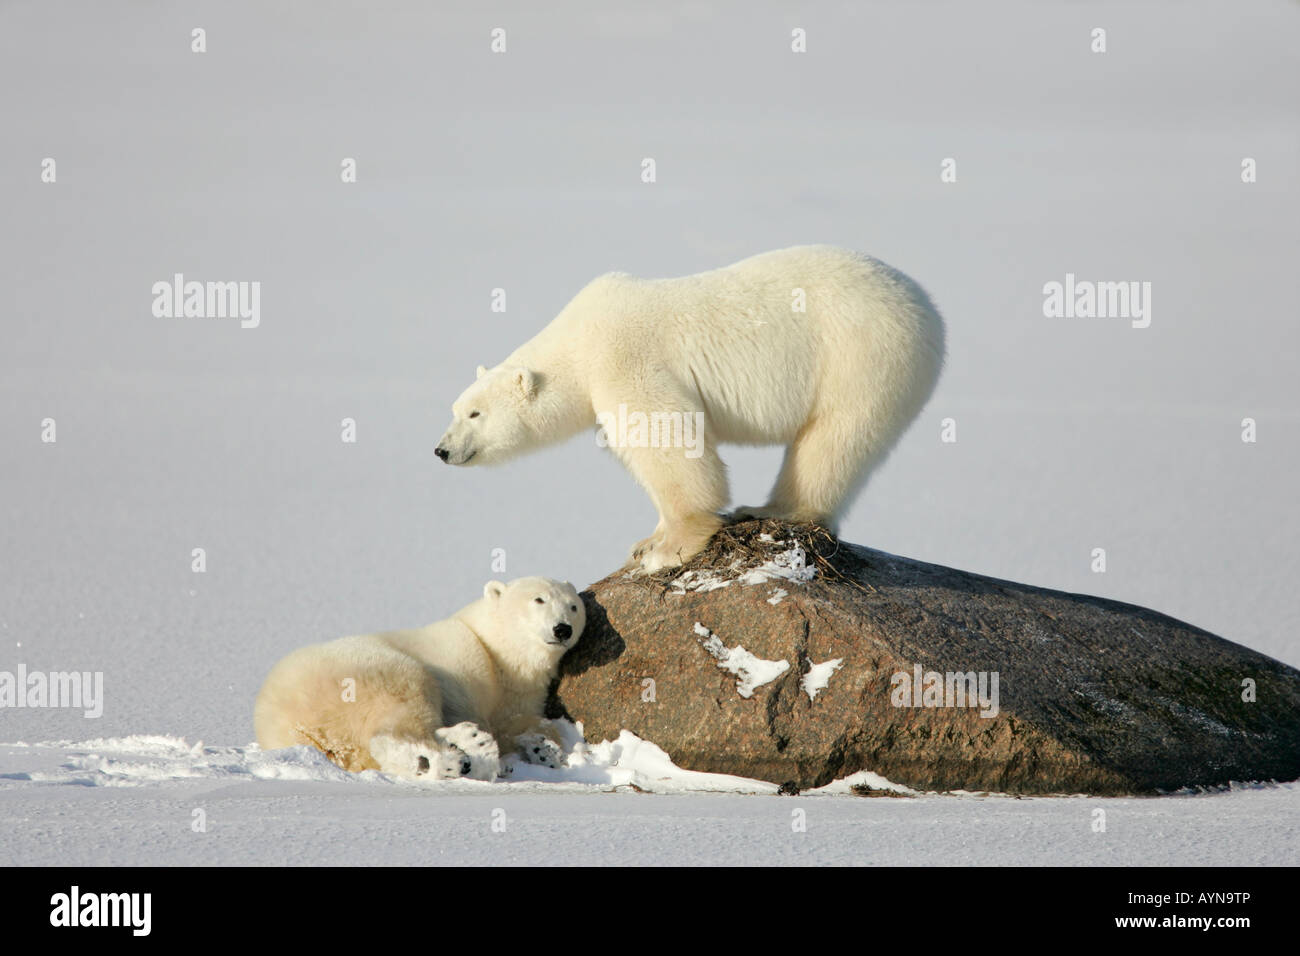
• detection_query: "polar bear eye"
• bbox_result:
[469,411,480,419]
[570,605,577,612]
[534,597,544,604]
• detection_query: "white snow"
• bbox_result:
[5,737,360,787]
[811,770,917,797]
[509,725,779,794]
[692,623,791,698]
[735,545,818,586]
[1,734,1295,866]
[801,658,844,701]
[0,724,775,796]
[669,569,733,593]
[766,588,788,605]
[669,544,816,592]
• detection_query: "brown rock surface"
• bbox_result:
[552,520,1300,795]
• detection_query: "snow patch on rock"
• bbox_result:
[810,770,917,796]
[669,568,732,593]
[664,539,816,596]
[736,543,817,586]
[801,657,844,701]
[692,622,790,698]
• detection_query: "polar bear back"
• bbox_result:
[548,245,944,446]
[253,635,447,771]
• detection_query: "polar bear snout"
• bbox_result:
[552,622,573,641]
[434,434,477,466]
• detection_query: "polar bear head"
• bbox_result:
[435,364,544,466]
[481,576,586,670]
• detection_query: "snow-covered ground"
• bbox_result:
[2,731,1295,866]
[1,1,1297,865]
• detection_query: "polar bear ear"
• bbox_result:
[514,367,537,400]
[483,581,506,600]
[475,365,487,380]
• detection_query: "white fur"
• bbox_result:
[436,245,945,571]
[253,577,586,779]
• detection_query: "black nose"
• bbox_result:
[435,446,449,462]
[553,623,572,640]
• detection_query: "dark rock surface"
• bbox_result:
[553,520,1300,795]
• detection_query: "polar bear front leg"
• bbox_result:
[435,721,501,781]
[369,734,471,779]
[643,512,725,573]
[515,731,566,769]
[618,440,728,573]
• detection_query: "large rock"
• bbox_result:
[553,520,1300,795]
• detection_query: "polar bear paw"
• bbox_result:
[435,721,501,781]
[369,734,468,779]
[627,531,666,565]
[629,514,725,573]
[516,732,565,768]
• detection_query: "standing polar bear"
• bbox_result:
[436,245,945,572]
[254,577,585,780]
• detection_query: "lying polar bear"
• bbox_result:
[253,577,586,780]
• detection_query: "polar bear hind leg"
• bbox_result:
[737,413,868,530]
[738,353,938,528]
